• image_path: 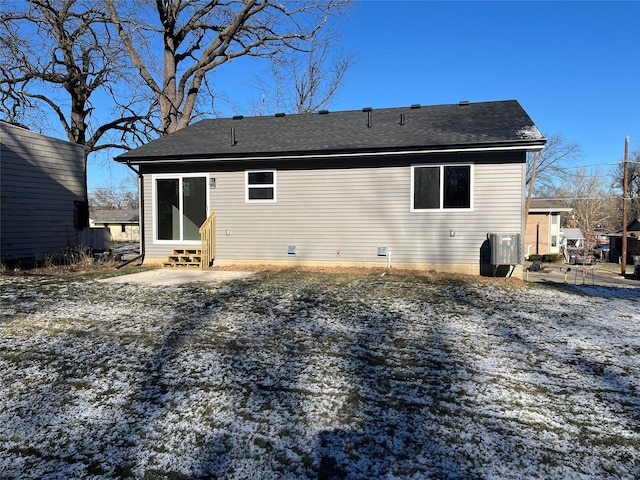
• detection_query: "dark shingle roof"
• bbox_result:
[559,228,585,240]
[529,198,573,212]
[90,209,139,224]
[116,100,545,164]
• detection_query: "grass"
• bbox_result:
[0,268,638,479]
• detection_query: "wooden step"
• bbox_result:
[172,248,202,255]
[162,248,203,269]
[163,262,201,268]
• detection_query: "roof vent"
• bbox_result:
[232,115,244,120]
[230,127,236,146]
[459,100,470,106]
[275,112,285,117]
[362,107,372,112]
[318,109,329,115]
[366,110,373,128]
[410,104,421,109]
[400,113,405,125]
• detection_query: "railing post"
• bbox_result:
[199,212,216,269]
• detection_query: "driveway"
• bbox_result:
[525,263,640,289]
[99,265,640,291]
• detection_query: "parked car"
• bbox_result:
[569,251,596,265]
[634,263,640,279]
[593,243,610,260]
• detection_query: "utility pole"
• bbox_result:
[525,151,540,256]
[621,136,629,276]
[525,151,540,219]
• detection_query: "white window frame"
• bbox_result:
[245,170,277,203]
[152,173,210,245]
[410,164,474,212]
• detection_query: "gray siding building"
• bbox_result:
[1,121,89,264]
[117,100,546,275]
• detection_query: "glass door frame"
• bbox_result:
[152,173,210,245]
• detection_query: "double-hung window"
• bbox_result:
[412,164,473,211]
[246,170,276,203]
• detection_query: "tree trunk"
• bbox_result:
[525,151,540,219]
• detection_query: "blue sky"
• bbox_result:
[89,0,640,192]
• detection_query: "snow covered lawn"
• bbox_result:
[1,270,639,479]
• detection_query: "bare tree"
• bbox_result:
[525,133,582,224]
[89,179,138,210]
[105,0,352,135]
[0,0,155,152]
[613,147,640,224]
[252,32,356,115]
[526,133,582,194]
[554,167,618,242]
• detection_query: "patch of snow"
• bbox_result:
[0,273,638,479]
[516,125,544,140]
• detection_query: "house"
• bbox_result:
[115,100,546,276]
[559,228,585,249]
[525,198,573,257]
[607,218,640,264]
[90,209,140,243]
[559,227,587,263]
[560,227,587,248]
[1,121,93,265]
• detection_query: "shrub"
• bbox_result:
[528,254,562,263]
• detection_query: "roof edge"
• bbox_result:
[116,141,546,165]
[529,207,573,213]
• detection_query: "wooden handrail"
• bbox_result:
[199,212,216,269]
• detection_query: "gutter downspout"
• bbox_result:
[117,160,145,269]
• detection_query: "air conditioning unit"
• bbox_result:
[489,233,522,266]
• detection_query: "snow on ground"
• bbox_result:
[0,271,638,479]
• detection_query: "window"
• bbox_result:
[412,165,472,210]
[246,170,276,202]
[121,224,126,233]
[155,175,207,242]
[74,201,89,229]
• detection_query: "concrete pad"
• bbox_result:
[98,269,254,287]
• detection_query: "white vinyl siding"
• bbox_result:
[549,214,561,253]
[142,161,524,269]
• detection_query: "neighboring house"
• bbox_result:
[607,219,640,264]
[1,121,92,265]
[525,198,573,257]
[90,209,140,243]
[559,228,586,248]
[115,100,546,275]
[559,227,586,263]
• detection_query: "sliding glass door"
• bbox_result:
[155,175,207,242]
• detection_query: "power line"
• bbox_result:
[533,195,638,201]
